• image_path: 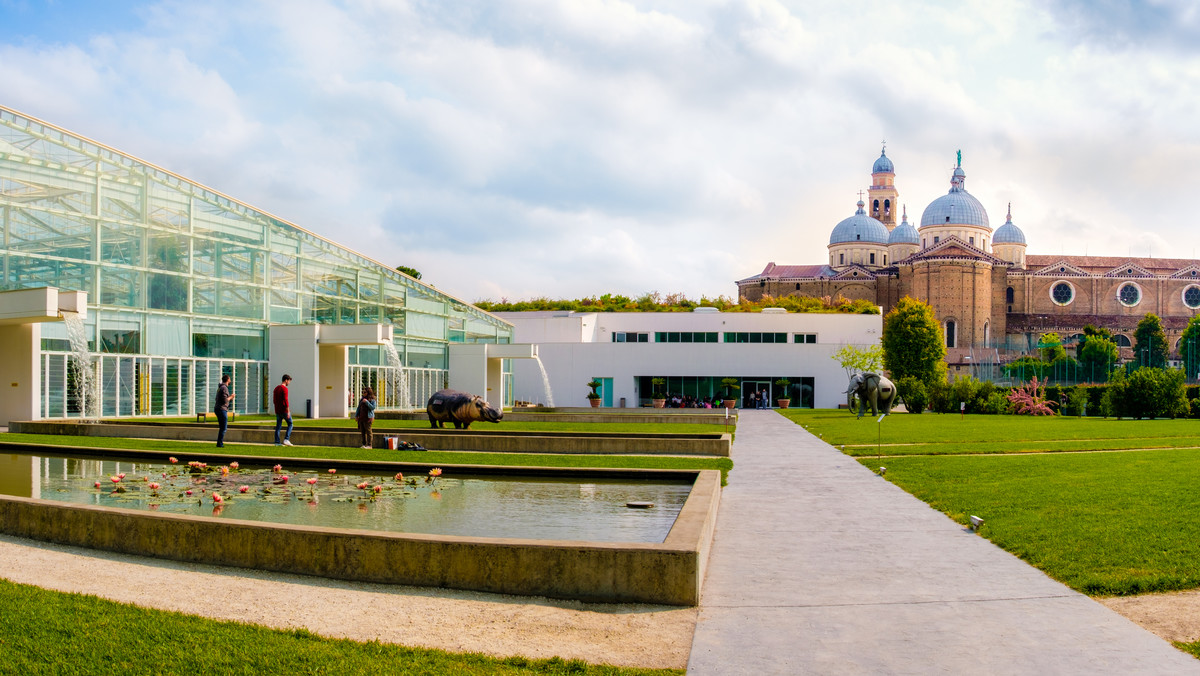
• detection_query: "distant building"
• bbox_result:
[737,147,1200,375]
[495,309,881,408]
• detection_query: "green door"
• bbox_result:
[593,377,614,407]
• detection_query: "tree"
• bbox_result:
[1181,315,1200,380]
[1038,332,1066,362]
[1074,324,1113,360]
[832,344,883,380]
[882,296,946,386]
[1078,336,1118,382]
[396,265,422,280]
[1134,313,1168,368]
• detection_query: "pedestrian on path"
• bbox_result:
[273,374,293,446]
[214,374,232,447]
[355,387,376,449]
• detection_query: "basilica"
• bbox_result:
[736,148,1200,368]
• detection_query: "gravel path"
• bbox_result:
[0,534,695,670]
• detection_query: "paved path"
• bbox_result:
[688,411,1200,674]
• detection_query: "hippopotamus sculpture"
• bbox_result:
[426,389,503,429]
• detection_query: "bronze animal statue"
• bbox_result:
[426,389,503,429]
[846,372,897,418]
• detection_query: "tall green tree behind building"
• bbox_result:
[1134,313,1168,368]
[882,296,946,386]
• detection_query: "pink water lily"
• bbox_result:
[429,468,442,477]
[168,457,177,464]
[117,473,126,479]
[185,490,193,496]
[356,482,369,490]
[328,468,337,474]
[110,476,121,483]
[272,464,282,473]
[230,461,239,469]
[373,485,382,493]
[279,475,289,483]
[239,485,249,494]
[148,482,160,490]
[307,478,318,485]
[394,472,404,482]
[94,481,101,489]
[212,493,223,503]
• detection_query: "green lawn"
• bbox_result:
[0,433,733,484]
[776,410,1200,597]
[780,409,1200,456]
[0,579,680,676]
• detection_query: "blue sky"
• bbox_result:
[3,0,1200,302]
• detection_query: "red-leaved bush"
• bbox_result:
[1007,376,1057,416]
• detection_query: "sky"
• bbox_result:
[3,0,1200,304]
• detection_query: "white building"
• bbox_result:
[495,309,882,409]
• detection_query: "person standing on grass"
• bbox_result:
[273,374,293,446]
[355,387,377,449]
[215,374,232,447]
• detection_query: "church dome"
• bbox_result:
[872,149,894,174]
[993,204,1026,245]
[919,159,990,228]
[829,200,890,245]
[889,207,919,245]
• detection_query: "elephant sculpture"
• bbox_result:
[846,372,897,418]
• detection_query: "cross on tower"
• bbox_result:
[857,190,865,201]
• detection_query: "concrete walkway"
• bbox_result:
[688,411,1200,674]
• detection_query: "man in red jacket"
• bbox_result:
[273,374,293,446]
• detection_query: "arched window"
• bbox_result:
[1115,335,1132,347]
[983,322,989,346]
[873,199,880,217]
[884,199,891,216]
[946,320,957,348]
[1006,287,1015,303]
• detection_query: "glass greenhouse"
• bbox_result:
[0,105,512,418]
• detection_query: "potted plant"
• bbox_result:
[775,378,792,409]
[651,378,667,408]
[720,378,740,409]
[586,380,603,408]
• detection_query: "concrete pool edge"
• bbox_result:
[0,450,721,606]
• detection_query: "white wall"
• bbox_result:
[269,325,320,417]
[498,310,882,409]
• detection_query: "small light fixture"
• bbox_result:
[878,467,886,476]
[969,515,984,531]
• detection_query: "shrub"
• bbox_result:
[1106,367,1189,419]
[1007,377,1056,415]
[981,391,1010,414]
[895,377,927,414]
[1062,388,1087,416]
[927,378,953,413]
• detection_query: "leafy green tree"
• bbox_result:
[831,344,884,380]
[1134,313,1169,368]
[1078,336,1118,382]
[1038,332,1066,362]
[882,296,946,386]
[1180,315,1200,380]
[396,265,422,280]
[1074,324,1113,360]
[894,376,927,413]
[1109,367,1189,419]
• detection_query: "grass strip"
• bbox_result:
[0,578,680,676]
[841,437,1200,457]
[857,450,1200,596]
[0,433,733,484]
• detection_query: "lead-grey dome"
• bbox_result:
[889,209,919,245]
[830,200,890,245]
[872,149,894,174]
[919,161,990,229]
[993,204,1026,245]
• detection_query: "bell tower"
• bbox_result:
[868,143,899,230]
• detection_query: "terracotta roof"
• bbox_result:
[737,263,835,283]
[1025,255,1200,276]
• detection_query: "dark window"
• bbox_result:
[1118,283,1140,306]
[1052,282,1073,304]
[869,253,875,265]
[1006,287,1015,303]
[1115,334,1132,347]
[839,253,844,265]
[945,321,956,348]
[1186,287,1200,309]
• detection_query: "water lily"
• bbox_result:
[373,485,382,494]
[168,457,177,464]
[272,464,282,473]
[429,468,442,477]
[356,482,369,490]
[239,485,249,494]
[230,461,239,469]
[279,475,289,484]
[110,476,121,483]
[328,468,337,475]
[94,481,101,489]
[148,482,160,491]
[186,490,193,496]
[117,473,126,479]
[212,493,223,503]
[220,466,230,476]
[307,477,318,485]
[394,472,404,482]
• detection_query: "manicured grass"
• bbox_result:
[780,409,1200,456]
[159,416,725,436]
[855,449,1200,596]
[0,579,680,676]
[0,433,733,484]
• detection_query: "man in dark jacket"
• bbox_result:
[273,374,293,446]
[215,374,232,447]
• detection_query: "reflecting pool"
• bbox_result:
[0,454,692,543]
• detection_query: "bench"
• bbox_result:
[196,410,236,423]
